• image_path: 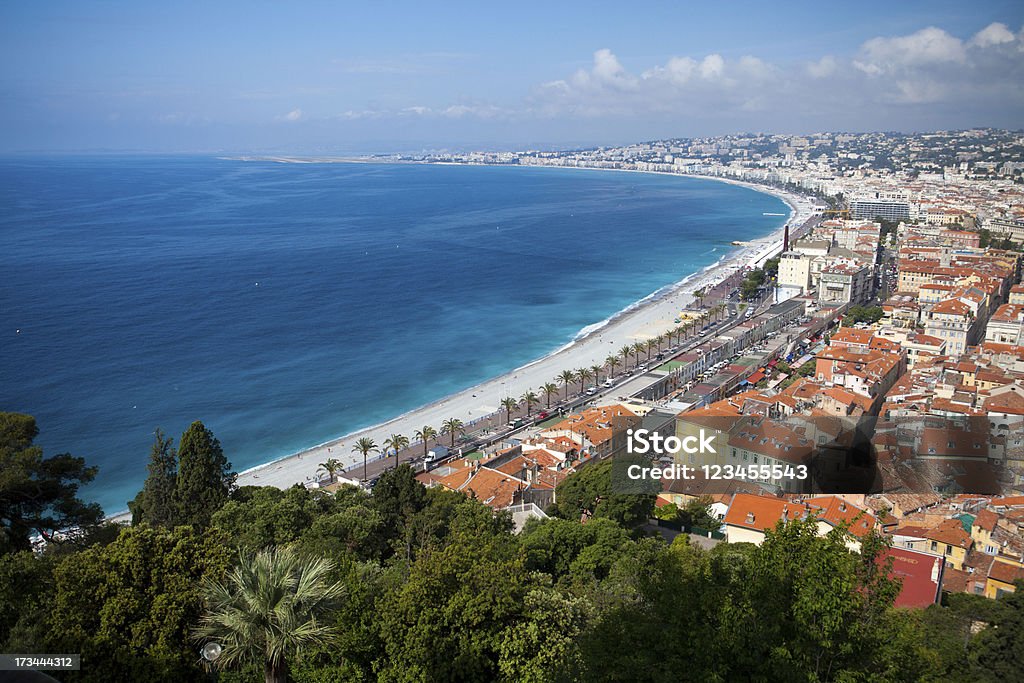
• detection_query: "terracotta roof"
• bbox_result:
[923,519,975,550]
[831,328,874,347]
[725,493,808,532]
[988,560,1024,585]
[805,496,877,537]
[984,389,1024,416]
[727,419,814,463]
[930,299,971,316]
[973,508,1000,532]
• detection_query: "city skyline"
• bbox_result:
[1,1,1023,153]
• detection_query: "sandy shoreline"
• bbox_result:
[216,167,814,495]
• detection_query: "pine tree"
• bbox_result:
[173,421,235,528]
[128,429,178,527]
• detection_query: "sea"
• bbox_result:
[0,157,788,513]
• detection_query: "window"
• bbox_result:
[753,455,758,464]
[743,452,748,461]
[930,541,937,551]
[945,545,952,555]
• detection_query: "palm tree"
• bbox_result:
[645,338,658,360]
[317,458,343,484]
[618,345,633,371]
[632,341,646,366]
[383,433,409,469]
[501,396,519,425]
[541,381,559,409]
[606,354,621,378]
[440,417,465,448]
[576,367,593,393]
[414,425,437,460]
[521,390,539,416]
[352,437,378,482]
[194,547,345,683]
[558,369,576,397]
[591,364,603,386]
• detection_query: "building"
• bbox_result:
[878,547,944,608]
[778,251,812,294]
[851,195,910,222]
[924,299,978,356]
[817,263,872,306]
[985,303,1024,346]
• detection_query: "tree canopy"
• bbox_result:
[173,421,235,528]
[0,412,103,554]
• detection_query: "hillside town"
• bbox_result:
[375,130,1024,606]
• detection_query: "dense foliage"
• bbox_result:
[2,412,1022,682]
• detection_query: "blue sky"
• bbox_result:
[2,1,1022,152]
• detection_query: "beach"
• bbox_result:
[231,171,815,492]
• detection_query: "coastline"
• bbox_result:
[223,167,812,493]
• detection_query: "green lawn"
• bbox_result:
[535,415,564,429]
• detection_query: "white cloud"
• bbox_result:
[806,55,837,79]
[854,27,966,75]
[970,22,1016,48]
[699,54,725,80]
[526,25,1024,126]
[278,108,303,122]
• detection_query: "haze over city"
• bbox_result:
[2,0,1023,154]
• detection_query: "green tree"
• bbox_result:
[383,433,409,470]
[414,425,437,460]
[128,429,178,527]
[540,381,559,410]
[618,344,634,371]
[978,228,992,248]
[497,587,589,683]
[969,581,1024,680]
[550,459,655,528]
[520,516,632,583]
[0,412,103,554]
[680,495,720,531]
[0,550,54,649]
[575,367,593,393]
[352,437,378,482]
[195,547,345,683]
[41,524,232,682]
[558,369,576,398]
[724,518,901,681]
[605,355,621,379]
[501,396,519,425]
[317,457,343,484]
[591,364,604,386]
[374,518,529,682]
[631,342,646,365]
[173,421,235,528]
[521,390,539,417]
[440,418,465,448]
[211,485,343,551]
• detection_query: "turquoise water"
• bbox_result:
[0,158,788,512]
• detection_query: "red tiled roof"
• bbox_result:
[880,547,944,608]
[988,561,1024,585]
[725,493,808,532]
